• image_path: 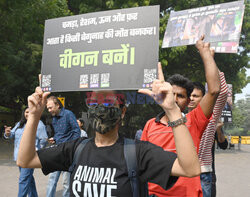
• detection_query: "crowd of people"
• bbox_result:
[2,36,233,197]
[3,97,88,197]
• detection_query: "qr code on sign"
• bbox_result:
[101,73,110,88]
[80,74,88,85]
[144,69,156,83]
[101,73,110,83]
[90,74,99,84]
[42,75,51,87]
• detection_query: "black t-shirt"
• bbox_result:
[38,137,178,197]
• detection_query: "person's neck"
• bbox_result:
[160,115,169,125]
[160,109,185,124]
[95,127,119,147]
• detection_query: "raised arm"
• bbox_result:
[216,121,228,150]
[139,63,200,177]
[16,87,50,168]
[212,71,228,122]
[196,35,220,118]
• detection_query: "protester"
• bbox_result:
[77,118,88,138]
[4,107,47,197]
[141,35,221,197]
[187,70,228,197]
[45,96,80,197]
[212,120,228,197]
[17,65,202,196]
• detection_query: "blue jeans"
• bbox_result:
[46,171,70,197]
[18,167,38,197]
[200,172,212,197]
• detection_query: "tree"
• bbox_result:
[232,95,250,135]
[67,0,250,135]
[0,0,249,134]
[68,0,249,94]
[0,0,70,113]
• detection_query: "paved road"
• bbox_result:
[0,139,249,196]
[215,144,250,197]
[0,139,63,197]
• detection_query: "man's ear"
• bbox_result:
[186,98,191,105]
[121,106,127,119]
[56,103,61,110]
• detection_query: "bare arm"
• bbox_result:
[168,110,201,177]
[216,121,228,150]
[139,63,200,177]
[17,87,50,168]
[196,35,220,118]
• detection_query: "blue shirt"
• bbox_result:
[52,108,80,144]
[135,129,143,140]
[4,120,48,161]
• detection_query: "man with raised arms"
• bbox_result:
[141,35,221,197]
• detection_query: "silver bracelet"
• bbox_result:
[168,115,187,128]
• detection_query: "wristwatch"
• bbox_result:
[168,114,187,128]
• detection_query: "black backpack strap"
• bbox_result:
[124,138,139,197]
[68,138,92,173]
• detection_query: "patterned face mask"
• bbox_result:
[87,104,122,134]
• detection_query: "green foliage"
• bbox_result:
[119,91,162,138]
[0,0,249,135]
[0,0,70,111]
[230,95,250,135]
[0,106,13,113]
[225,127,244,136]
[75,0,150,14]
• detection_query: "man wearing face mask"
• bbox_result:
[86,91,126,135]
[17,64,202,197]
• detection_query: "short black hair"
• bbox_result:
[167,74,194,97]
[193,82,205,96]
[78,118,85,125]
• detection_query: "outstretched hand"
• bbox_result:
[4,126,11,137]
[195,35,210,53]
[28,87,50,119]
[138,63,179,115]
[196,35,215,57]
